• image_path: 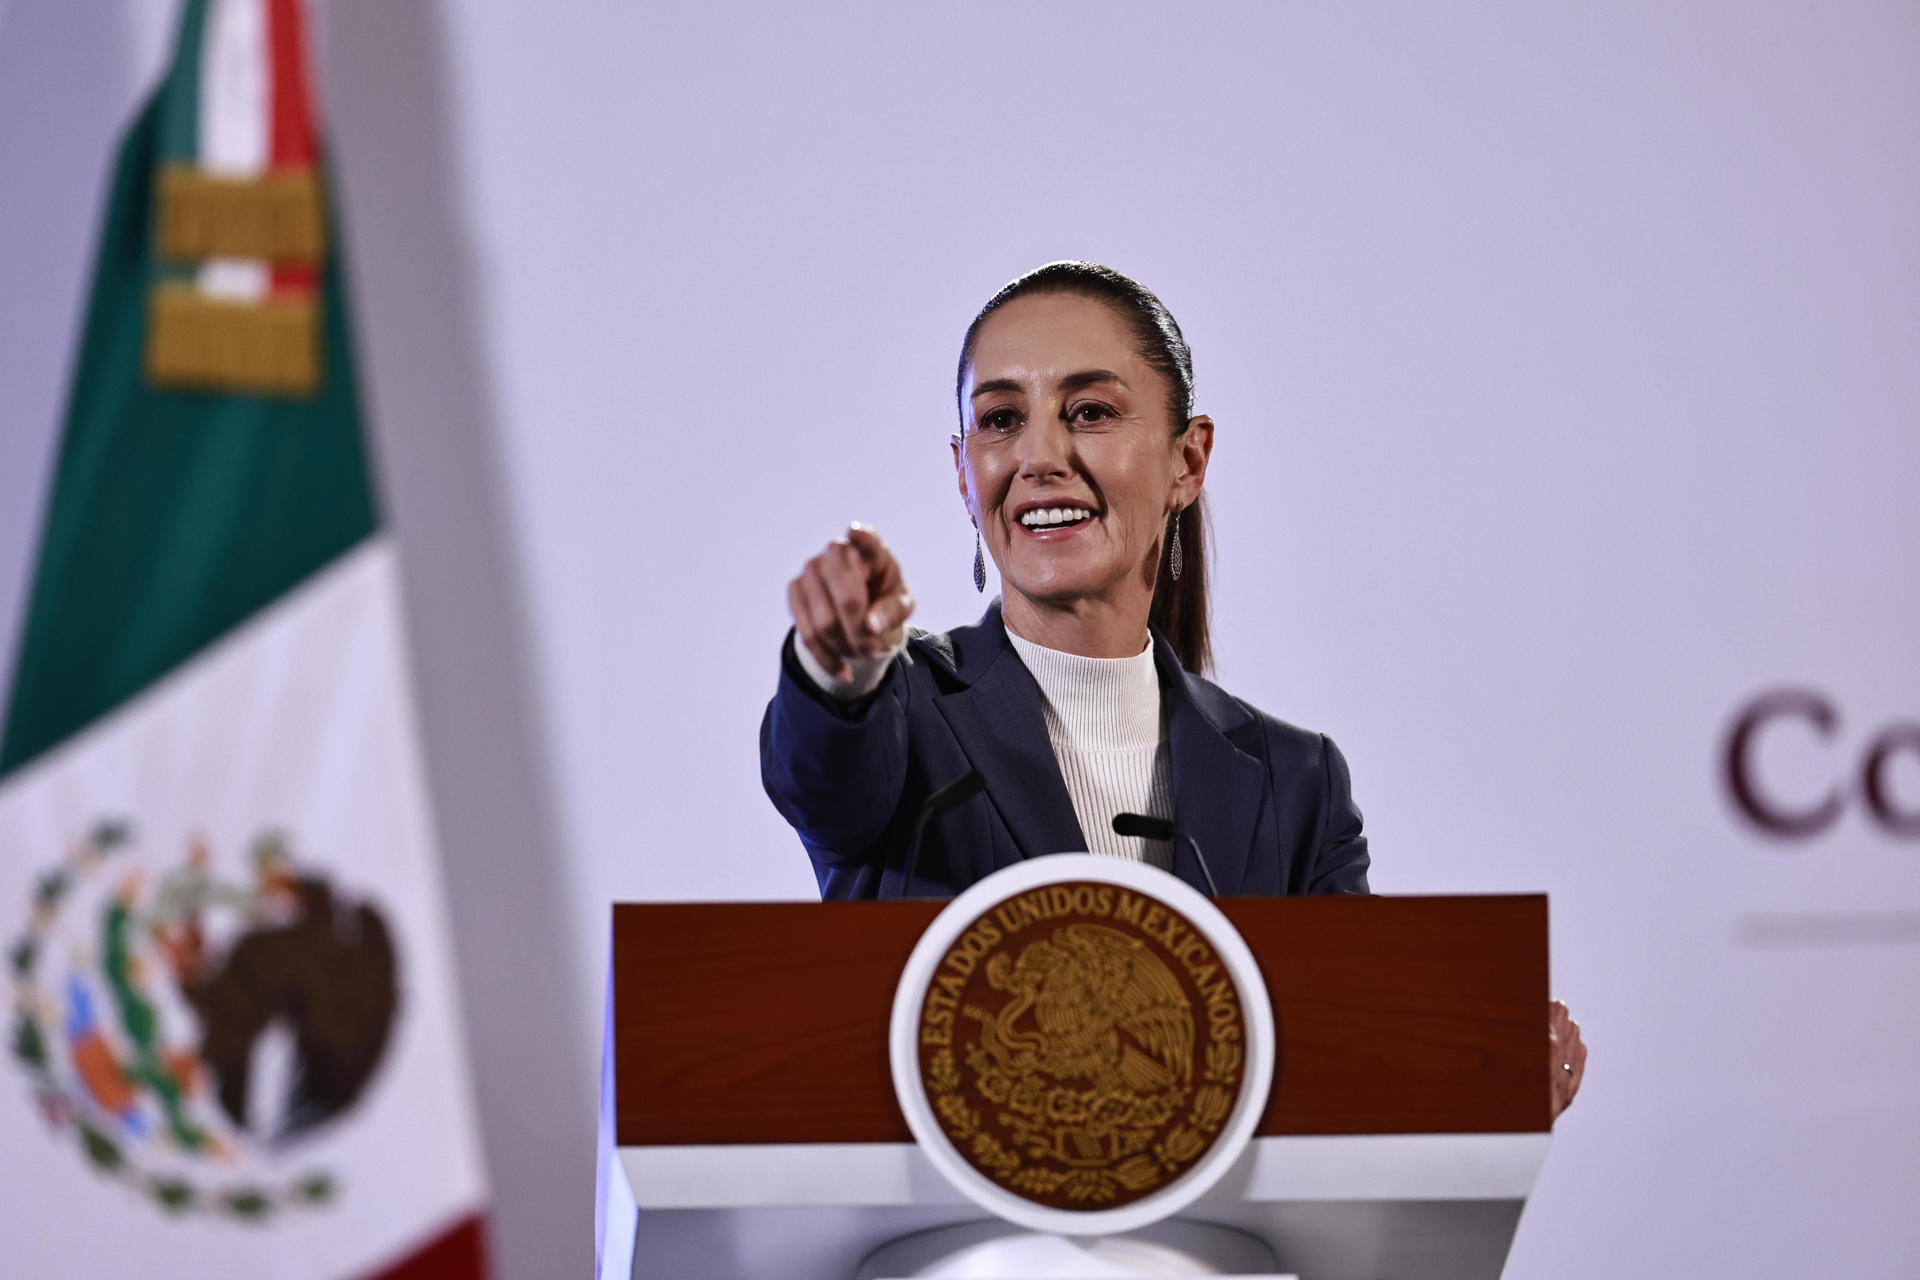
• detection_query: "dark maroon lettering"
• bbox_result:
[1724,690,1843,838]
[1862,723,1920,838]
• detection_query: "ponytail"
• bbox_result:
[1151,492,1212,676]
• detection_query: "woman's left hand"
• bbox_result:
[1549,999,1586,1120]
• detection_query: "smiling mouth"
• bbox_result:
[1017,505,1096,533]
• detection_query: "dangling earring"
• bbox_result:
[973,525,987,593]
[1168,509,1184,582]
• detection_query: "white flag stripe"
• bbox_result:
[198,0,268,176]
[0,540,486,1279]
[196,0,271,302]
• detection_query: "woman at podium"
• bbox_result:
[760,261,1585,1116]
[762,261,1366,903]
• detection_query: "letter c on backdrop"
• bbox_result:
[1724,690,1844,838]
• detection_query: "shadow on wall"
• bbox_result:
[315,3,594,1277]
[0,0,143,702]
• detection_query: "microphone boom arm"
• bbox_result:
[1111,812,1220,898]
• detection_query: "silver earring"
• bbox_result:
[973,527,986,593]
[1168,510,1184,582]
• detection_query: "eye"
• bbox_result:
[977,406,1021,434]
[1067,400,1116,425]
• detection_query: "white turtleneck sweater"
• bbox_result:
[793,624,1176,869]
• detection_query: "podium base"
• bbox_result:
[854,1219,1291,1279]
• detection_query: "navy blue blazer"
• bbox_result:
[760,602,1371,901]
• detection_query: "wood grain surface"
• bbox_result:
[612,894,1548,1146]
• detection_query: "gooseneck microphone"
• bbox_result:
[1112,813,1220,899]
[899,770,986,897]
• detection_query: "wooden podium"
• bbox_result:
[598,894,1550,1280]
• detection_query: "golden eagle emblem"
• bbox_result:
[971,924,1192,1097]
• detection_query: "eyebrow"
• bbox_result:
[969,369,1128,400]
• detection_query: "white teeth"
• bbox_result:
[1020,506,1093,528]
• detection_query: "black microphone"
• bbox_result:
[1112,813,1220,899]
[900,770,986,897]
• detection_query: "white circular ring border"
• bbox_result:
[889,854,1276,1236]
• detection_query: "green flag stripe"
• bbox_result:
[0,94,379,778]
[157,0,208,164]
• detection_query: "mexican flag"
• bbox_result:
[0,2,490,1276]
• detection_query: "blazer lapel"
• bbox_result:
[1156,635,1264,897]
[928,605,1088,862]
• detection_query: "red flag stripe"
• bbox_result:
[360,1212,491,1280]
[266,0,319,295]
[265,0,316,169]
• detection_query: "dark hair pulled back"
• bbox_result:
[955,261,1213,675]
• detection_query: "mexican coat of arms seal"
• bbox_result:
[892,855,1274,1234]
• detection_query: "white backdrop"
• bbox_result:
[3,2,1917,1276]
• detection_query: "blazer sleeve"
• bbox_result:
[759,629,911,872]
[1307,734,1372,894]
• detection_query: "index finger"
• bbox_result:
[846,523,903,592]
[845,523,889,561]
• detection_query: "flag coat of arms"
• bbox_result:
[2,2,489,1275]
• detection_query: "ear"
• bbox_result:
[951,433,975,522]
[1171,414,1214,508]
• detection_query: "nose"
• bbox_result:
[1018,413,1074,483]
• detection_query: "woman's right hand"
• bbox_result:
[787,523,915,683]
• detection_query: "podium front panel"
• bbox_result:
[611,894,1549,1148]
